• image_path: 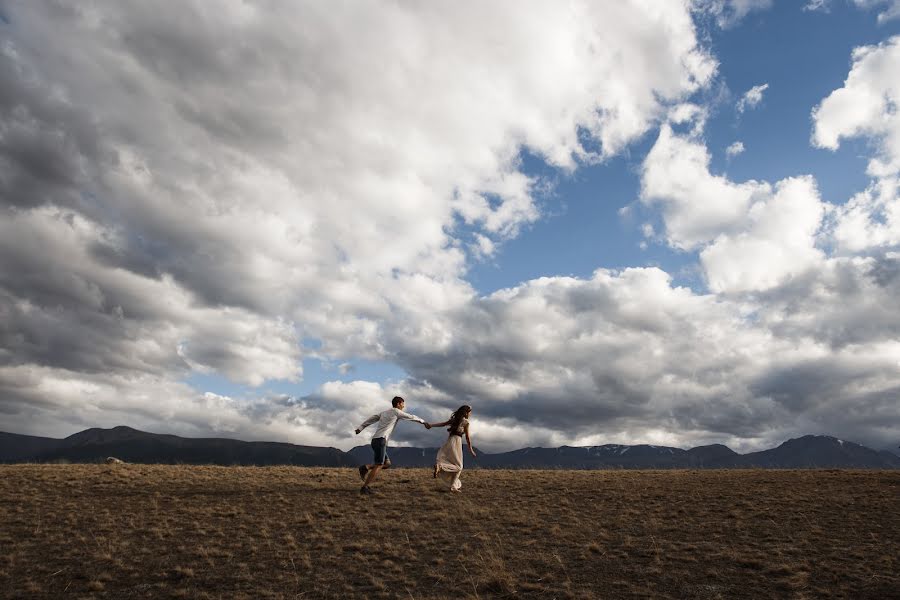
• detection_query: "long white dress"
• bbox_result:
[435,418,468,491]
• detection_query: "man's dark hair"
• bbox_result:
[391,396,404,407]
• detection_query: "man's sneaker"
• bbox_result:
[358,465,369,481]
[359,485,376,495]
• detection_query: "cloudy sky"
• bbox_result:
[2,1,900,453]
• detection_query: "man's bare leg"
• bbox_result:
[360,459,390,481]
[363,464,383,487]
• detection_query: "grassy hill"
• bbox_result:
[1,465,898,598]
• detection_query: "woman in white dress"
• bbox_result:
[427,405,476,492]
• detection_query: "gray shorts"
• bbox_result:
[371,437,390,465]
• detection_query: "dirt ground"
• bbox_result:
[1,465,898,599]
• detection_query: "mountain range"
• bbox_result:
[348,436,900,469]
[0,426,350,467]
[1,426,898,469]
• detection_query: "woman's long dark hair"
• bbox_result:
[448,405,471,434]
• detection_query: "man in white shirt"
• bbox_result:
[355,396,431,495]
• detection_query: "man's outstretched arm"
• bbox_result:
[355,414,379,434]
[394,409,427,425]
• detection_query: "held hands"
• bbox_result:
[424,422,432,429]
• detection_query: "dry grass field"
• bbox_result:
[0,465,898,599]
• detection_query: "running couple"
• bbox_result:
[355,396,476,495]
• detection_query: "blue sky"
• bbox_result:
[705,1,891,200]
[2,1,900,452]
[473,0,897,296]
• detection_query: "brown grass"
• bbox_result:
[0,465,898,599]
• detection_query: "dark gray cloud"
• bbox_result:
[758,255,900,348]
[0,58,101,211]
[750,359,882,411]
[380,263,900,451]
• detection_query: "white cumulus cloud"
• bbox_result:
[642,126,826,293]
[737,83,770,113]
[697,0,774,28]
[700,177,826,293]
[853,0,900,22]
[812,36,900,177]
[804,0,830,12]
[726,141,746,158]
[641,124,768,250]
[828,177,900,253]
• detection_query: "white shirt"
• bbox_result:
[357,407,425,442]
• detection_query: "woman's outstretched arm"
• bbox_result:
[465,423,476,457]
[429,419,451,428]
